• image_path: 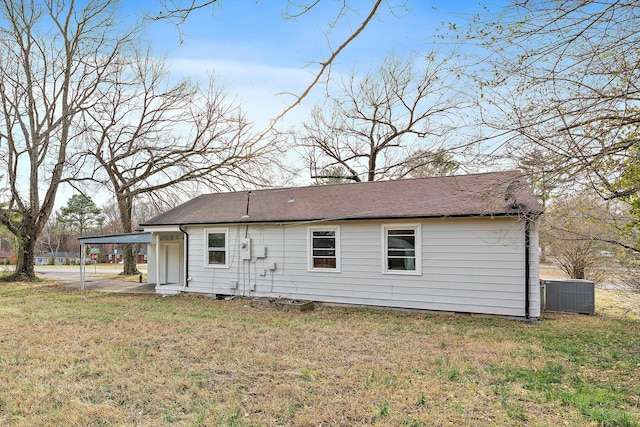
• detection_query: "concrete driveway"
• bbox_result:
[35,266,155,294]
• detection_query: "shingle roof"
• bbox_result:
[141,170,542,226]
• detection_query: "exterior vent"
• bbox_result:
[541,279,595,315]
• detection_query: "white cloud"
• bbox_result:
[167,57,324,128]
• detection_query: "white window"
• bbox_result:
[382,224,421,274]
[205,228,229,268]
[308,226,340,272]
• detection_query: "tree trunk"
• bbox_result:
[121,244,138,276]
[13,225,37,280]
[116,193,139,275]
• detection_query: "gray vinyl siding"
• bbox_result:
[178,216,539,317]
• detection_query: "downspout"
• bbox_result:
[179,225,189,288]
[524,217,531,319]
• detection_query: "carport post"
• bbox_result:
[155,233,160,288]
[80,243,85,291]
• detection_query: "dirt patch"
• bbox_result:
[250,296,315,311]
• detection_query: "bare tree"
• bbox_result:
[39,212,66,255]
[77,51,282,274]
[0,0,135,280]
[98,202,124,236]
[100,196,182,237]
[299,53,463,182]
[510,148,574,262]
[544,194,618,282]
[400,148,460,179]
[466,0,640,256]
[474,1,639,198]
[311,165,357,185]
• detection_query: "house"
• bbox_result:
[0,251,15,265]
[103,247,148,264]
[34,252,81,266]
[140,171,543,318]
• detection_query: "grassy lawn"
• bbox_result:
[0,282,638,426]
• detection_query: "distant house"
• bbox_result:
[34,252,80,266]
[104,247,148,264]
[105,248,122,264]
[0,251,15,265]
[137,248,148,264]
[141,171,543,318]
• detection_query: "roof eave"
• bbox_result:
[140,210,542,227]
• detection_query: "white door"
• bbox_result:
[165,243,180,284]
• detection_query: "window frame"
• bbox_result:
[381,224,422,275]
[307,225,341,272]
[204,228,229,268]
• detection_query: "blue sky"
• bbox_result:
[128,1,495,128]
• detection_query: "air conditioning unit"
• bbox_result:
[541,279,595,315]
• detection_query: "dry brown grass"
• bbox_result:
[539,263,569,280]
[596,288,640,320]
[540,261,627,285]
[0,281,638,426]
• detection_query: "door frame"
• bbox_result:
[163,242,181,284]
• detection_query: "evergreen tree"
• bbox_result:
[58,195,105,237]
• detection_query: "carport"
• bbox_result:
[78,232,152,291]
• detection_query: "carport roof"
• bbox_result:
[78,232,152,245]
